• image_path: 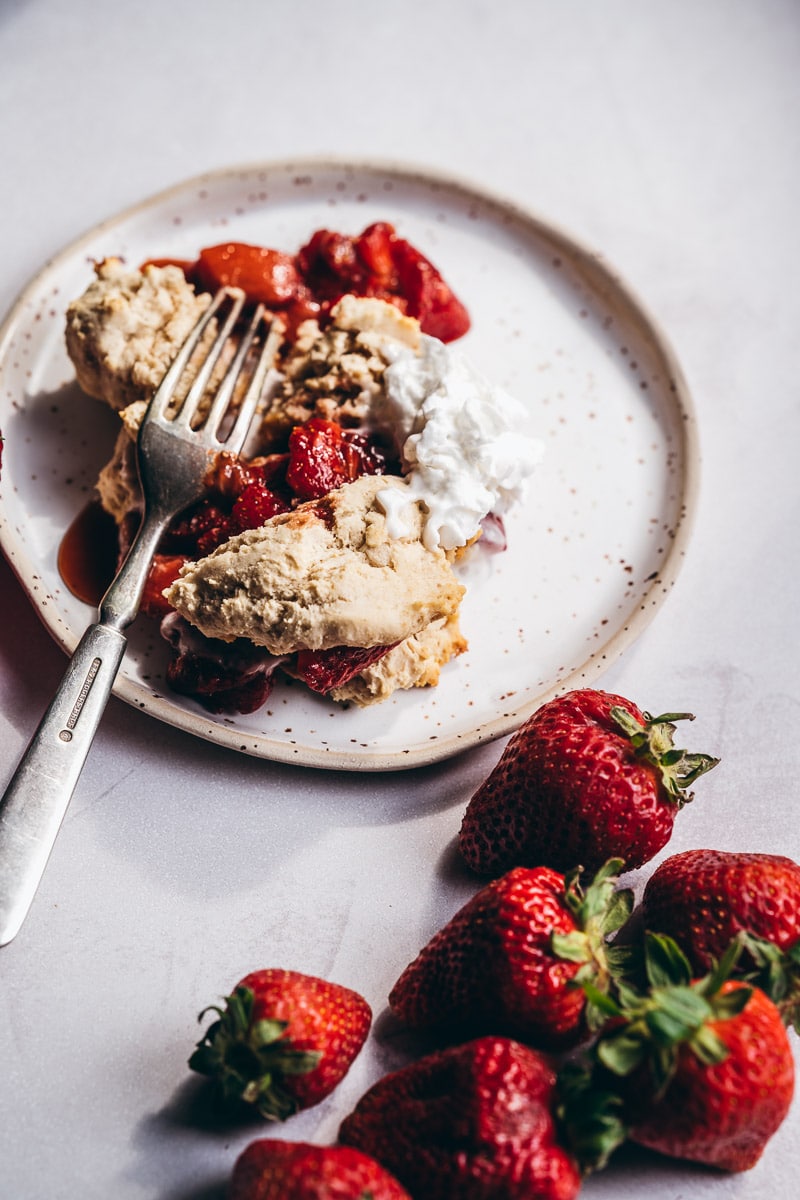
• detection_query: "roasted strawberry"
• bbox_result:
[459,689,719,878]
[189,969,371,1120]
[297,227,368,303]
[140,553,186,617]
[286,418,390,501]
[293,642,398,694]
[296,222,471,341]
[165,646,276,714]
[204,450,290,502]
[642,848,800,1028]
[231,481,290,532]
[590,933,795,1172]
[147,223,471,343]
[228,1139,412,1200]
[339,1036,582,1200]
[355,221,397,284]
[391,236,471,342]
[389,859,632,1048]
[286,418,359,500]
[164,497,233,556]
[192,242,301,306]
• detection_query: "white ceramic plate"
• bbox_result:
[0,159,699,771]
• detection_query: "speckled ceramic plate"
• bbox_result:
[0,159,698,771]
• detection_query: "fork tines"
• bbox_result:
[148,288,283,452]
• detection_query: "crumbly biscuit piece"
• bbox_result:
[65,258,210,410]
[259,295,420,445]
[329,615,468,706]
[96,425,140,526]
[166,474,464,654]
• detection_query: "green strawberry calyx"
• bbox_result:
[555,1058,628,1176]
[739,931,800,1033]
[558,932,751,1173]
[188,985,321,1120]
[610,706,720,806]
[587,932,750,1096]
[551,858,634,1032]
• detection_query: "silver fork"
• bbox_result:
[0,289,282,946]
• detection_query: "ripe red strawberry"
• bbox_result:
[589,933,795,1172]
[388,859,632,1048]
[642,848,800,1028]
[189,969,371,1120]
[339,1036,582,1200]
[459,689,719,878]
[228,1139,412,1200]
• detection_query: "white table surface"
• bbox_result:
[1,2,798,1197]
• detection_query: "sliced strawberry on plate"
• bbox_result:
[391,235,471,342]
[191,242,301,306]
[287,419,395,502]
[140,553,186,617]
[163,497,233,556]
[355,221,398,285]
[294,643,398,694]
[231,480,290,532]
[165,647,276,714]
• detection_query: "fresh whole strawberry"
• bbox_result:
[228,1139,412,1200]
[339,1036,582,1200]
[389,859,632,1048]
[459,689,719,878]
[642,848,800,1028]
[189,969,371,1120]
[588,933,795,1172]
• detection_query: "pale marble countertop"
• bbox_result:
[0,1,798,1197]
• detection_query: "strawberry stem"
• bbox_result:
[738,932,800,1032]
[591,933,751,1096]
[189,986,321,1120]
[556,1059,628,1175]
[552,859,634,1031]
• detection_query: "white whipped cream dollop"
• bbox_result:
[371,336,544,552]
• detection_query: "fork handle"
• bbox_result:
[0,621,127,946]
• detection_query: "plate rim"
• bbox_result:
[0,155,701,772]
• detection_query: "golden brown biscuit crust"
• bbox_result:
[166,475,465,654]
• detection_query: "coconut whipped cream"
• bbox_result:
[370,335,543,552]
